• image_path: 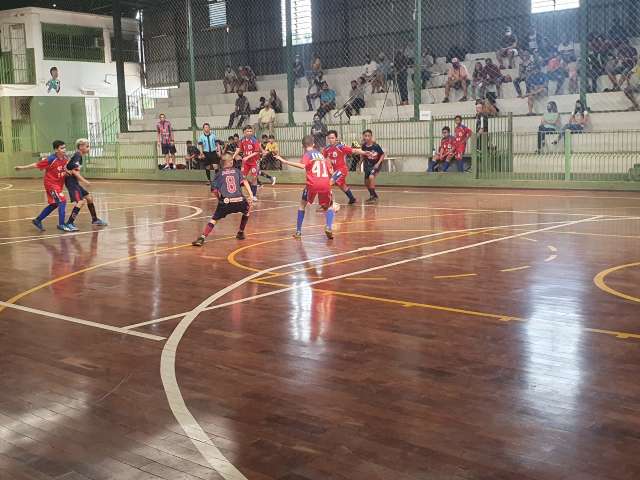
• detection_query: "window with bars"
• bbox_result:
[110,33,139,63]
[281,0,312,47]
[41,23,104,62]
[531,0,580,13]
[208,0,227,28]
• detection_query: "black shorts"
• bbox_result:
[201,151,220,167]
[161,143,176,155]
[67,183,89,203]
[363,162,379,180]
[212,198,249,221]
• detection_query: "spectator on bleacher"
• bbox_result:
[376,52,391,92]
[184,140,200,169]
[263,134,280,170]
[316,81,336,119]
[443,58,469,103]
[545,49,566,95]
[393,49,410,105]
[624,65,640,110]
[228,90,250,128]
[245,66,257,91]
[483,58,505,99]
[344,79,366,120]
[251,97,267,115]
[269,90,283,113]
[156,113,175,170]
[513,50,534,98]
[497,26,518,70]
[310,114,328,148]
[536,101,561,153]
[420,48,435,89]
[236,67,249,91]
[557,100,590,141]
[223,65,237,94]
[257,102,276,135]
[526,26,545,57]
[605,38,638,91]
[471,62,485,100]
[587,33,608,93]
[308,56,323,95]
[362,54,378,83]
[525,64,548,115]
[293,55,305,86]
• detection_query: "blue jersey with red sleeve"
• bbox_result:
[212,168,245,200]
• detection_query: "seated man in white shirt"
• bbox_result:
[257,102,276,135]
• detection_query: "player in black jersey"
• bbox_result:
[192,153,255,246]
[65,139,107,231]
[360,129,385,203]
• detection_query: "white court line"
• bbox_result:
[0,183,13,191]
[0,203,162,226]
[7,187,211,201]
[158,215,601,480]
[0,301,165,341]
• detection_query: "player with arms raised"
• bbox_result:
[192,153,255,246]
[233,125,263,200]
[360,129,385,203]
[323,130,371,205]
[276,135,338,240]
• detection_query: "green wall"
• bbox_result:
[29,96,88,153]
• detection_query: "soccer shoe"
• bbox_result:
[293,231,302,239]
[324,227,334,240]
[271,176,277,186]
[57,224,73,232]
[66,223,79,232]
[92,218,108,226]
[32,219,45,232]
[236,231,246,240]
[365,196,377,204]
[348,197,357,205]
[191,236,205,247]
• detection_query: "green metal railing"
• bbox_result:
[0,49,35,85]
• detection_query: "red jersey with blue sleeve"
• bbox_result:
[212,168,245,200]
[435,136,456,161]
[37,154,68,204]
[239,136,261,167]
[323,143,353,173]
[302,150,332,191]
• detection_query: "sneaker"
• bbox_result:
[459,96,468,102]
[348,197,357,205]
[57,224,72,232]
[271,176,277,186]
[32,219,45,232]
[236,231,246,240]
[293,231,302,239]
[324,227,334,240]
[365,196,378,204]
[92,218,108,226]
[66,223,79,232]
[442,98,449,103]
[162,164,170,170]
[192,236,205,247]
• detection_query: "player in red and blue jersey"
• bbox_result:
[64,138,108,231]
[323,130,371,205]
[192,153,255,246]
[429,126,463,172]
[233,125,263,200]
[453,115,472,170]
[15,140,72,232]
[276,135,337,240]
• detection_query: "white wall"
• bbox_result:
[0,7,141,97]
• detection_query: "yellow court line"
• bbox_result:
[585,328,640,340]
[593,262,640,304]
[501,265,531,273]
[252,278,522,322]
[433,273,478,279]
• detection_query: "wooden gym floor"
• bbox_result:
[0,178,639,480]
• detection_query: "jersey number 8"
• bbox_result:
[225,175,237,193]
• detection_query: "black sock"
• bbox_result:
[206,169,211,181]
[67,206,81,224]
[87,203,98,221]
[368,188,375,197]
[239,215,249,232]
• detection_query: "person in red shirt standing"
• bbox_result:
[322,130,370,205]
[233,125,263,200]
[428,127,458,172]
[453,115,472,171]
[276,135,337,240]
[15,139,73,232]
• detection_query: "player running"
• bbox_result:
[233,125,263,200]
[64,138,108,231]
[192,153,255,246]
[276,135,338,240]
[360,129,385,203]
[323,130,371,205]
[15,140,72,232]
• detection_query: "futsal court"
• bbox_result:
[1,178,639,480]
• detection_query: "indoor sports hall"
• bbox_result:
[1,0,640,479]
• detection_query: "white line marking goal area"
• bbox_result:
[159,215,602,480]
